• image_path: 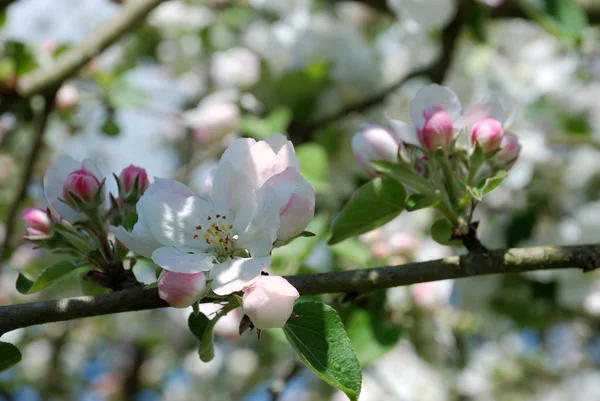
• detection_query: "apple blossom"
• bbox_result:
[21,208,51,237]
[119,165,149,196]
[493,131,521,169]
[352,124,401,175]
[389,84,505,151]
[62,168,101,204]
[211,47,260,89]
[44,156,104,222]
[242,275,299,329]
[471,118,504,152]
[410,280,454,311]
[111,134,314,296]
[182,98,240,144]
[55,84,79,110]
[158,270,208,308]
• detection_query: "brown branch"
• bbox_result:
[1,243,600,335]
[0,90,57,263]
[16,0,167,97]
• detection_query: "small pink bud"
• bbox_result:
[494,131,521,169]
[410,280,454,311]
[119,165,149,195]
[158,270,208,308]
[352,125,401,176]
[242,276,299,329]
[55,84,79,110]
[62,168,101,203]
[471,118,504,152]
[21,208,51,236]
[417,106,454,151]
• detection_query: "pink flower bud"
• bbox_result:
[62,168,101,203]
[471,118,504,152]
[55,84,79,110]
[352,125,401,176]
[494,131,521,169]
[158,270,208,308]
[21,208,51,236]
[417,106,454,151]
[242,276,299,329]
[119,165,149,195]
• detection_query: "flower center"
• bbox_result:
[192,214,236,257]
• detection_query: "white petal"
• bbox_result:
[110,224,161,259]
[410,84,462,129]
[152,247,216,273]
[264,133,300,171]
[236,185,280,257]
[209,256,269,295]
[43,155,85,222]
[387,118,419,146]
[455,94,504,130]
[146,177,195,197]
[138,187,212,249]
[81,159,104,182]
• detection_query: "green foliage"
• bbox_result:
[329,177,406,245]
[430,218,461,247]
[542,0,588,38]
[283,301,362,401]
[2,41,37,76]
[20,260,81,294]
[0,342,21,372]
[240,107,292,140]
[188,312,215,362]
[296,142,330,193]
[405,191,441,212]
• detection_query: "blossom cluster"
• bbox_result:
[23,134,315,331]
[352,84,522,230]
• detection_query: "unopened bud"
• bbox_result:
[493,131,521,170]
[417,106,454,151]
[242,276,299,329]
[55,84,79,110]
[119,165,149,196]
[352,124,400,176]
[62,168,101,204]
[471,118,503,153]
[158,270,208,308]
[21,208,51,237]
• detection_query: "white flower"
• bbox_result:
[211,47,260,89]
[112,134,314,296]
[43,155,104,222]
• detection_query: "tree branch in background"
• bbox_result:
[289,0,472,141]
[0,90,57,263]
[1,243,600,335]
[16,0,167,97]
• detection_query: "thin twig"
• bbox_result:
[1,243,600,335]
[16,0,167,97]
[0,90,57,263]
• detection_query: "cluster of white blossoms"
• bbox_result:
[39,134,315,330]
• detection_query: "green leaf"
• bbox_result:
[124,210,138,231]
[108,80,147,108]
[4,41,37,75]
[284,302,362,401]
[53,225,93,254]
[405,191,441,211]
[296,143,330,193]
[101,118,121,137]
[371,161,433,195]
[27,260,80,293]
[430,218,461,247]
[240,107,292,140]
[188,312,215,362]
[345,305,402,366]
[476,170,506,195]
[16,273,33,294]
[0,342,22,372]
[543,0,588,37]
[329,177,406,245]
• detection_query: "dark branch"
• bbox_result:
[1,243,600,335]
[0,90,57,263]
[16,0,167,97]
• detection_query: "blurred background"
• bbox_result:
[1,0,600,400]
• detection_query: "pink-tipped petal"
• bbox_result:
[158,270,208,308]
[242,276,299,329]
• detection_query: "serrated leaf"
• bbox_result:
[0,342,22,372]
[329,177,406,245]
[53,225,93,254]
[27,260,80,293]
[283,301,362,401]
[405,191,441,211]
[188,312,215,362]
[477,170,506,195]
